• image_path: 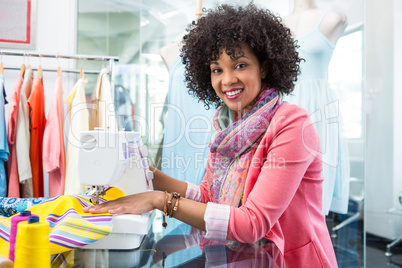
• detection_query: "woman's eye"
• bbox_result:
[235,63,247,69]
[211,68,222,74]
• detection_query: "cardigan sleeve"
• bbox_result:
[226,104,322,243]
[186,182,231,240]
[185,182,202,201]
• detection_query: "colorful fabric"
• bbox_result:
[43,76,65,197]
[27,76,47,197]
[0,187,123,257]
[7,76,23,198]
[0,197,49,217]
[0,75,8,197]
[206,86,282,207]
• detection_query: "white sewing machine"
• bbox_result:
[78,129,155,250]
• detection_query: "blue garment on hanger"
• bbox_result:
[285,11,350,214]
[0,75,9,197]
[161,55,216,184]
[161,55,216,233]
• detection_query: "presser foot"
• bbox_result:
[88,186,107,204]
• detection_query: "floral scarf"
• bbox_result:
[206,85,282,207]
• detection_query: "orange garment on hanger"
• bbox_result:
[7,77,23,198]
[27,76,47,197]
[43,76,65,197]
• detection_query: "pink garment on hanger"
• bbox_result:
[43,76,65,197]
[7,77,23,198]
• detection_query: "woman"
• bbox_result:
[84,4,337,267]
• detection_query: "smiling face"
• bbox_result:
[210,44,266,113]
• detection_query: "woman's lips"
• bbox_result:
[225,88,244,100]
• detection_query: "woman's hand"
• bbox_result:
[82,191,164,215]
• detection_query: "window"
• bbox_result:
[329,27,364,139]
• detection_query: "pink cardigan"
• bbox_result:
[198,103,338,267]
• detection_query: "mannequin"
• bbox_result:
[158,0,216,235]
[283,0,350,215]
[160,42,182,70]
[160,0,202,70]
[153,42,181,172]
[283,0,347,45]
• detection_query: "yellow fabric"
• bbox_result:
[0,187,124,257]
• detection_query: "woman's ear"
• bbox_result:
[260,62,268,79]
[261,69,267,79]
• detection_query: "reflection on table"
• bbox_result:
[51,223,284,267]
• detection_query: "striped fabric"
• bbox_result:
[186,182,231,240]
[0,187,123,257]
[185,182,202,202]
[204,202,230,241]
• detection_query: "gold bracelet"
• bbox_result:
[162,191,168,228]
[167,193,175,218]
[169,192,181,218]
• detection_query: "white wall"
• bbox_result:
[2,0,78,197]
[393,0,402,212]
[3,0,78,111]
[365,0,402,240]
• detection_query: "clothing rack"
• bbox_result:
[2,66,110,75]
[0,50,119,76]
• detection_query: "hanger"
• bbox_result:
[37,64,43,78]
[19,52,28,77]
[196,0,203,19]
[19,64,25,77]
[80,66,83,79]
[26,52,31,69]
[0,51,3,75]
[37,53,43,78]
[56,54,61,77]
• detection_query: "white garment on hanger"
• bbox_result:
[91,67,117,131]
[64,78,90,195]
[16,67,33,183]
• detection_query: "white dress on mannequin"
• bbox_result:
[284,10,350,215]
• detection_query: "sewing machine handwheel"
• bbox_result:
[81,134,97,151]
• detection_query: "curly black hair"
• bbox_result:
[181,3,302,109]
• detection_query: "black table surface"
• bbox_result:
[51,222,284,268]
